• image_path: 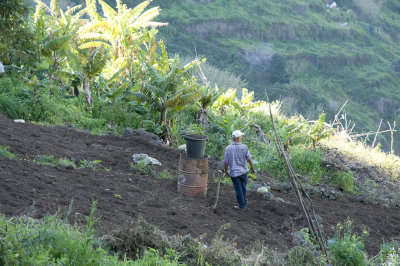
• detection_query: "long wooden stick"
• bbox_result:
[212,170,223,208]
[268,103,328,257]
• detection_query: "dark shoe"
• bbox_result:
[233,205,246,210]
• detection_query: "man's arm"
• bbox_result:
[248,158,256,173]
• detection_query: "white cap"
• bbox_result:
[232,130,244,138]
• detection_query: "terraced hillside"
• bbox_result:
[54,0,400,150]
[154,0,400,149]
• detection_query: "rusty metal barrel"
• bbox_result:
[178,152,208,198]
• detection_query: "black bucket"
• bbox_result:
[184,134,208,159]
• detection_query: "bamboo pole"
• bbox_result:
[268,103,328,257]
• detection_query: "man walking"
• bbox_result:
[224,130,256,210]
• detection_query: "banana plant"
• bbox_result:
[304,113,332,149]
[33,0,84,79]
[231,88,262,116]
[197,85,221,127]
[78,0,167,79]
[132,56,202,142]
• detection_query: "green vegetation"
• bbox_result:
[327,218,369,266]
[0,146,17,159]
[33,155,76,168]
[151,0,400,153]
[329,171,354,193]
[158,170,175,180]
[1,0,400,264]
[130,161,154,176]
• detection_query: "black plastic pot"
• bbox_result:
[184,134,208,159]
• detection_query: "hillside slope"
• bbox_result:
[153,0,400,150]
[1,116,399,255]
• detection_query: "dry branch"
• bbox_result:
[268,103,328,258]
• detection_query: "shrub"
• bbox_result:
[290,147,324,184]
[327,218,368,266]
[329,171,354,193]
[0,214,122,265]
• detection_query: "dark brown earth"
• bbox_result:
[0,115,399,256]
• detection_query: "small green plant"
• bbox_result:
[113,194,122,200]
[133,248,184,266]
[79,159,102,169]
[158,170,175,179]
[213,175,232,186]
[0,146,17,159]
[130,160,154,176]
[327,218,368,266]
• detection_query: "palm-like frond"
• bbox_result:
[166,92,183,108]
[79,41,111,50]
[85,0,101,21]
[80,32,108,41]
[143,82,164,98]
[50,0,59,18]
[179,90,201,105]
[99,0,117,20]
[146,64,165,85]
[131,91,148,103]
[65,5,82,16]
[79,21,112,34]
[85,46,109,76]
[126,1,150,22]
[42,34,74,54]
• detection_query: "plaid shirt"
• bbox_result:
[224,142,251,177]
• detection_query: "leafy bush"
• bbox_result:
[0,214,122,265]
[290,147,324,184]
[329,171,354,193]
[327,218,368,266]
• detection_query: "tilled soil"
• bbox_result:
[0,116,399,255]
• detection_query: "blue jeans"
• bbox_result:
[231,173,248,208]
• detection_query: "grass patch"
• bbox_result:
[0,145,17,159]
[33,155,76,168]
[158,170,175,179]
[329,171,354,193]
[322,133,400,179]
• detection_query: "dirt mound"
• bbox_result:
[0,117,399,255]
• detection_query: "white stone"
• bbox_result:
[132,153,162,166]
[178,144,186,151]
[14,119,25,123]
[0,62,4,73]
[257,186,269,194]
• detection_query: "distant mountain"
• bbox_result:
[57,0,400,152]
